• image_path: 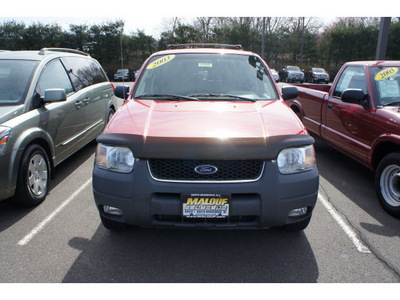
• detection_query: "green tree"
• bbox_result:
[0,20,25,50]
[88,20,125,66]
[322,18,379,70]
[63,24,90,52]
[22,22,64,50]
[387,19,400,60]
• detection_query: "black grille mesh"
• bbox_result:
[148,159,264,181]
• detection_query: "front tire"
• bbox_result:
[375,153,400,218]
[14,144,50,207]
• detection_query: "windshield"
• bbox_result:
[287,66,301,72]
[133,53,278,101]
[0,60,38,106]
[370,66,400,107]
[117,69,128,74]
[313,68,326,73]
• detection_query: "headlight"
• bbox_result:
[277,145,316,174]
[95,143,135,173]
[0,126,11,155]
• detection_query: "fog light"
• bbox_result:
[103,205,123,216]
[288,207,307,217]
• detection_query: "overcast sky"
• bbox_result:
[1,0,396,38]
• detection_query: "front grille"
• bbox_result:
[148,159,264,182]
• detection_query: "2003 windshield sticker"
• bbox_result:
[375,67,399,81]
[147,55,175,70]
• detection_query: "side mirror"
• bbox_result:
[43,88,67,103]
[341,89,365,104]
[114,85,130,100]
[282,86,298,101]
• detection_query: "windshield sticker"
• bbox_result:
[375,67,398,81]
[378,80,400,98]
[147,55,175,70]
[198,63,213,68]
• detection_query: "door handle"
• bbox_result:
[75,100,82,108]
[83,97,90,105]
[327,103,333,110]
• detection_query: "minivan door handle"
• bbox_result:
[83,97,90,105]
[75,100,82,108]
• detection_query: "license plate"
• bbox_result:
[182,194,230,219]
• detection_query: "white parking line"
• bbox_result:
[318,194,371,253]
[17,178,92,246]
[17,177,371,253]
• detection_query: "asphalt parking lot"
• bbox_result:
[1,81,399,285]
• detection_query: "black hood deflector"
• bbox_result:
[97,133,314,160]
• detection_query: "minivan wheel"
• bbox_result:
[15,144,50,207]
[375,153,400,218]
[107,107,115,123]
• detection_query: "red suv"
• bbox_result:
[92,44,319,231]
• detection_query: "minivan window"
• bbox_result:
[134,54,278,101]
[88,60,108,84]
[60,56,92,91]
[36,59,74,97]
[0,60,38,106]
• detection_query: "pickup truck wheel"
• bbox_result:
[14,144,50,207]
[100,214,128,231]
[282,215,311,231]
[375,153,400,218]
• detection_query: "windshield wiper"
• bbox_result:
[135,94,199,101]
[383,101,400,107]
[189,94,257,102]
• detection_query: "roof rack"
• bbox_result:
[167,43,243,50]
[39,48,90,56]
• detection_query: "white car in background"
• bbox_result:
[270,69,279,82]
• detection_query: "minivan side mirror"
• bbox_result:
[43,88,67,103]
[282,86,298,101]
[114,85,130,100]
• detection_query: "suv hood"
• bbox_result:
[111,99,304,139]
[101,99,312,160]
[0,105,24,124]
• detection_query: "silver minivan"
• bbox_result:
[0,48,117,206]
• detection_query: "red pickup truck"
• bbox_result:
[286,61,400,218]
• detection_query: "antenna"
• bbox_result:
[120,28,124,83]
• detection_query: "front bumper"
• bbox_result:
[0,151,16,201]
[114,76,129,81]
[288,74,304,81]
[93,159,319,229]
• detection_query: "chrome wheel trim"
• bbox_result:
[28,153,48,197]
[380,164,400,207]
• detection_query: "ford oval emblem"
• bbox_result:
[194,165,218,175]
